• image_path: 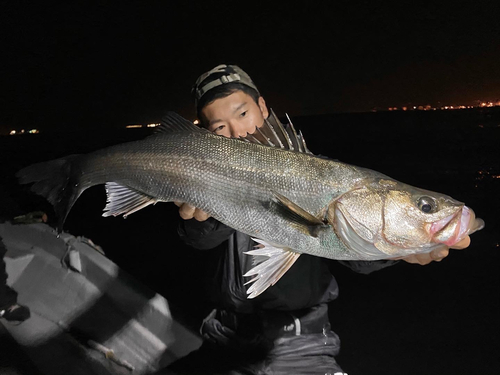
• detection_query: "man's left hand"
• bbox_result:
[400,236,471,265]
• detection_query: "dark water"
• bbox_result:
[1,108,499,375]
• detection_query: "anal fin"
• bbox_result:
[243,238,301,299]
[103,182,158,218]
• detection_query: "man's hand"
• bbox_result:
[174,202,211,221]
[400,236,471,265]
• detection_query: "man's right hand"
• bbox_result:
[174,202,211,221]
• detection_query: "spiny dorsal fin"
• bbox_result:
[268,110,294,149]
[243,238,301,298]
[285,113,311,154]
[271,191,327,237]
[103,182,158,218]
[156,112,206,134]
[239,109,312,154]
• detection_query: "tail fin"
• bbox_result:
[16,155,83,232]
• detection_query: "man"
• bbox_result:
[168,64,470,374]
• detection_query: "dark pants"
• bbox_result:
[164,329,343,375]
[0,237,17,310]
[162,305,345,375]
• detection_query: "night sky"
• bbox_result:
[1,1,500,134]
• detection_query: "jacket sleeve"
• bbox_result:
[177,218,236,250]
[337,260,399,274]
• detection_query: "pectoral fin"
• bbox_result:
[103,182,158,218]
[271,191,327,237]
[243,238,301,299]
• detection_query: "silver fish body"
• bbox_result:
[18,113,484,297]
[70,127,386,257]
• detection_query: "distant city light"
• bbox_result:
[477,169,500,181]
[126,124,143,129]
[147,123,160,128]
[9,128,40,135]
[193,119,200,125]
[386,100,500,112]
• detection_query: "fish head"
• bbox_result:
[331,178,485,258]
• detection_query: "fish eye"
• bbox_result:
[417,196,437,213]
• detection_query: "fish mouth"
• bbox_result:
[430,206,485,246]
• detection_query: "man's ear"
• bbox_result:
[258,96,269,119]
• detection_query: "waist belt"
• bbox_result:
[216,304,330,339]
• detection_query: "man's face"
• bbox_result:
[200,90,269,138]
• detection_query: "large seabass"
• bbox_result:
[17,112,484,297]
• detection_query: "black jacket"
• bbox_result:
[179,218,396,313]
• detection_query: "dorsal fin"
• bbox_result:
[285,113,311,154]
[239,109,312,154]
[156,112,205,134]
[267,110,293,149]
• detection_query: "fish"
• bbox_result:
[17,112,485,298]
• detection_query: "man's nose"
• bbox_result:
[229,123,252,138]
